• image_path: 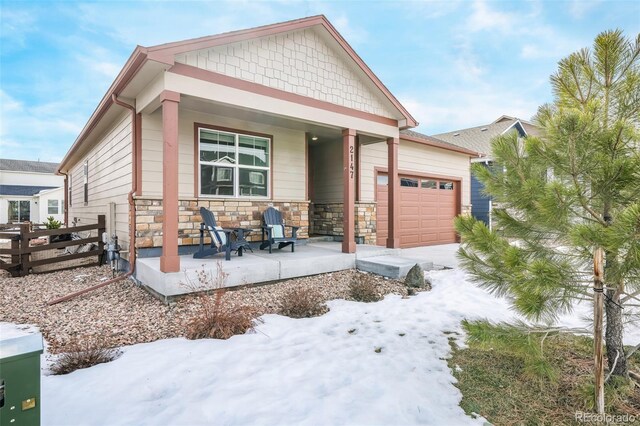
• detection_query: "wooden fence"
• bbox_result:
[0,215,105,277]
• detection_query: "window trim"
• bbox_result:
[47,199,60,215]
[194,123,273,199]
[83,160,89,205]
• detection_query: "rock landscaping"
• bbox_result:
[0,265,416,353]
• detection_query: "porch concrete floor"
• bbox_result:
[136,242,384,298]
[135,242,460,298]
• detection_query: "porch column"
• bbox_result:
[387,137,400,248]
[160,90,181,272]
[342,128,356,253]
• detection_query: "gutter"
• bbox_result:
[48,95,140,305]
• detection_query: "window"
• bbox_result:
[400,177,419,187]
[83,161,88,204]
[48,200,59,215]
[199,128,270,197]
[377,174,388,185]
[421,179,437,189]
[8,200,30,222]
[439,181,454,190]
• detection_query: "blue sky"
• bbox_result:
[1,0,638,161]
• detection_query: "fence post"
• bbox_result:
[19,223,30,276]
[97,215,106,266]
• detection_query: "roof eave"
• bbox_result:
[57,46,149,174]
[146,15,417,127]
[400,134,480,156]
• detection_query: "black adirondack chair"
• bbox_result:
[193,207,252,261]
[259,207,298,253]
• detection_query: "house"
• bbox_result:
[433,115,540,227]
[0,159,65,224]
[57,15,478,281]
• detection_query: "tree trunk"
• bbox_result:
[604,289,628,378]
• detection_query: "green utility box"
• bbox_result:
[0,333,44,425]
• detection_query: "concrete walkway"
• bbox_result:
[135,242,461,298]
[400,243,460,269]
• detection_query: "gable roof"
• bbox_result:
[432,117,535,157]
[400,130,479,156]
[0,185,59,196]
[147,15,417,127]
[0,159,59,174]
[58,15,416,173]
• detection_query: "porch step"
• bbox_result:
[356,255,440,279]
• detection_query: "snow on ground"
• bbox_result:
[18,268,640,425]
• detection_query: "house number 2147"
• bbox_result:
[349,145,354,179]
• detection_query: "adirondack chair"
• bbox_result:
[193,207,252,261]
[259,207,298,253]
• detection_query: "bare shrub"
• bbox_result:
[349,273,383,302]
[184,263,262,340]
[279,286,327,318]
[51,338,121,375]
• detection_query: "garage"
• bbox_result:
[376,172,460,247]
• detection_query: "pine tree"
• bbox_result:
[455,30,640,379]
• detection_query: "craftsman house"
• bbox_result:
[58,15,477,286]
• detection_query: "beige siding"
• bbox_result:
[68,111,132,256]
[310,139,343,203]
[141,108,306,201]
[175,28,396,118]
[360,140,471,206]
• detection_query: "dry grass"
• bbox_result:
[184,265,262,340]
[279,286,327,318]
[51,338,121,375]
[348,273,383,303]
[186,289,261,339]
[449,334,640,425]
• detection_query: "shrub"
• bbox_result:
[44,216,62,229]
[184,264,262,340]
[279,286,327,318]
[349,273,383,302]
[51,338,121,375]
[186,290,260,339]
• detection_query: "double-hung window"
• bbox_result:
[198,127,270,198]
[48,200,59,215]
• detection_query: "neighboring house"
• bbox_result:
[57,15,477,277]
[433,115,540,228]
[0,159,65,224]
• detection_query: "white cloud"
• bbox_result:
[399,88,539,134]
[466,0,514,33]
[569,0,601,19]
[332,15,368,46]
[0,90,82,162]
[0,9,37,50]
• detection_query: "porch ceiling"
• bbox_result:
[179,94,393,143]
[181,95,341,141]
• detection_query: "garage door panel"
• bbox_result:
[377,173,459,247]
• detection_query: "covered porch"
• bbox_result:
[135,86,404,274]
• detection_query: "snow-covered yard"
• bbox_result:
[5,268,639,426]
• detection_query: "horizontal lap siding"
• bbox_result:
[68,112,132,256]
[141,109,306,200]
[360,140,470,206]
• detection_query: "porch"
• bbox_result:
[135,241,401,299]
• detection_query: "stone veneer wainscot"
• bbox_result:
[310,202,376,245]
[135,198,309,248]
